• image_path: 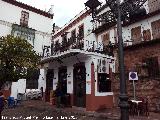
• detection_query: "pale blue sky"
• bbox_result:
[17,0,105,27]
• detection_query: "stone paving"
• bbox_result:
[1,100,160,120]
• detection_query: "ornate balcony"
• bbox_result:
[51,34,84,56]
[51,36,115,57]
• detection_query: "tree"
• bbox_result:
[0,35,40,89]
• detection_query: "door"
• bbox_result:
[73,63,86,107]
[46,69,54,102]
[58,67,67,105]
[58,67,67,95]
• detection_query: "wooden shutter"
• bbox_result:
[151,19,160,39]
[148,0,160,13]
[143,29,151,41]
[102,32,110,45]
[79,24,84,38]
[131,26,141,44]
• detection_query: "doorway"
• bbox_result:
[58,66,67,105]
[45,69,54,102]
[58,67,67,95]
[73,63,86,107]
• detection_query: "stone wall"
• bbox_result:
[113,41,160,112]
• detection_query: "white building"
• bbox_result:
[0,0,53,99]
[40,0,160,111]
[41,8,115,111]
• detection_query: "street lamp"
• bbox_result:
[85,0,147,120]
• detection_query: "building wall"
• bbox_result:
[122,14,160,45]
[52,9,105,52]
[0,0,53,96]
[124,43,160,111]
[112,44,160,111]
[0,0,52,53]
[93,0,160,111]
[11,79,26,99]
[46,53,114,111]
[0,1,52,33]
[47,54,92,93]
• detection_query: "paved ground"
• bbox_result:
[1,100,160,120]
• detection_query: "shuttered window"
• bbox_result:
[151,19,160,39]
[143,29,151,41]
[102,32,110,45]
[71,29,76,43]
[131,26,141,44]
[78,24,84,39]
[20,11,29,27]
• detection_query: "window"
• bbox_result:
[131,26,141,44]
[55,40,60,52]
[71,29,76,42]
[145,57,160,78]
[20,11,29,27]
[98,73,111,92]
[151,19,160,39]
[78,24,84,39]
[62,34,67,48]
[143,29,151,41]
[102,32,110,45]
[46,69,54,90]
[148,0,160,13]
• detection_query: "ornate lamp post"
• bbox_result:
[85,0,147,120]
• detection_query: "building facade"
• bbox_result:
[41,9,116,111]
[0,0,53,99]
[40,0,160,112]
[93,0,160,111]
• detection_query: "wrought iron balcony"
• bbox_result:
[51,34,84,55]
[51,36,115,57]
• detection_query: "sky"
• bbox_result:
[17,0,105,27]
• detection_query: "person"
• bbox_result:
[0,92,4,120]
[55,85,62,108]
[40,87,43,100]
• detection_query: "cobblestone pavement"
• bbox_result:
[1,100,107,120]
[1,100,160,120]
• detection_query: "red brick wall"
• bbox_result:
[113,42,160,111]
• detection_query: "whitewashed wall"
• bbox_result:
[46,54,92,94]
[123,14,160,44]
[11,79,26,99]
[53,9,98,52]
[0,1,52,53]
[0,0,53,96]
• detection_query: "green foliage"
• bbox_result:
[0,35,40,87]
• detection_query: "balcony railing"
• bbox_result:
[51,34,115,56]
[51,34,84,55]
